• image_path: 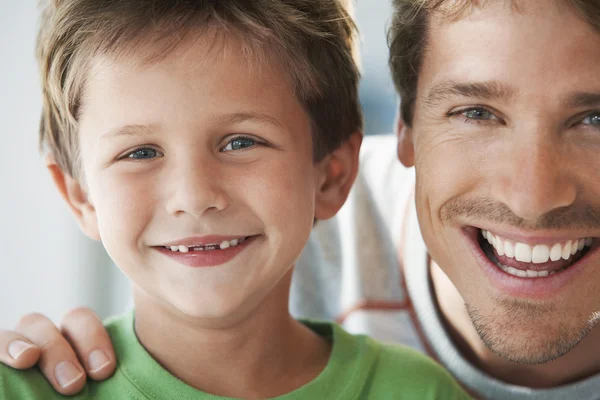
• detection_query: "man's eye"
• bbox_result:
[222,137,257,152]
[582,113,600,126]
[461,108,496,121]
[448,107,503,126]
[125,147,162,160]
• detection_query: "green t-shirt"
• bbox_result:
[0,311,470,399]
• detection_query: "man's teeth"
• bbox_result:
[481,230,592,264]
[165,237,247,252]
[496,263,554,278]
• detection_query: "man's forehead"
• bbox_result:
[430,0,571,22]
[419,0,600,104]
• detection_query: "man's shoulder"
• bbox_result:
[367,340,472,399]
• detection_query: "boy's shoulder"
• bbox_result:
[0,312,136,400]
[368,339,472,399]
[0,361,88,400]
[325,322,471,400]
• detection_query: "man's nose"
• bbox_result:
[164,157,230,218]
[493,126,577,222]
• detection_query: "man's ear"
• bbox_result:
[44,154,100,240]
[396,116,415,168]
[314,132,362,220]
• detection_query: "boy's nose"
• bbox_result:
[492,129,577,222]
[164,160,230,218]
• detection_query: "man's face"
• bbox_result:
[73,35,324,325]
[407,1,600,363]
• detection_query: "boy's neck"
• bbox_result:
[132,269,331,399]
[430,262,600,388]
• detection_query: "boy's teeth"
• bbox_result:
[482,230,592,264]
[166,237,248,252]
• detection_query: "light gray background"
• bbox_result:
[0,0,396,327]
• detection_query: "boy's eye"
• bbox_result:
[222,137,258,152]
[124,147,162,160]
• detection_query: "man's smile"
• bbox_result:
[461,226,600,298]
[480,229,595,278]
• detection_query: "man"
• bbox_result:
[2,0,600,398]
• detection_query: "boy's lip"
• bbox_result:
[155,235,259,268]
[160,235,256,247]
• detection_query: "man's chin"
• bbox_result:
[466,302,599,365]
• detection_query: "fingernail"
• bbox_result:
[55,361,84,388]
[8,340,34,360]
[88,349,111,373]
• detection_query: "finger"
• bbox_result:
[15,313,86,396]
[59,307,116,381]
[0,330,41,369]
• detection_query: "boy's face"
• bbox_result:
[399,0,600,363]
[58,35,356,323]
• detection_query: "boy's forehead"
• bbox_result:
[78,34,310,142]
[89,30,281,80]
[82,32,295,112]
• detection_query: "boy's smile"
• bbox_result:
[71,32,325,322]
[155,235,259,268]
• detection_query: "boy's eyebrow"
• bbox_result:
[424,80,516,107]
[100,112,284,140]
[101,124,157,140]
[212,112,284,129]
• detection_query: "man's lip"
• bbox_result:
[461,226,600,299]
[470,225,597,246]
[158,235,257,247]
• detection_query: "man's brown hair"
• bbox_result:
[37,0,362,178]
[388,0,600,126]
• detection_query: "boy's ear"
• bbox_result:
[44,154,101,240]
[396,116,415,168]
[314,132,362,220]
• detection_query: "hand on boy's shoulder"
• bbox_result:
[367,340,473,400]
[0,361,90,400]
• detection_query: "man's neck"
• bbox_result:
[132,270,331,399]
[430,261,600,388]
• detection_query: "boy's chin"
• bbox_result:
[162,293,261,327]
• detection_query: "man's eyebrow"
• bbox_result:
[100,124,157,140]
[425,80,516,107]
[566,92,600,108]
[212,112,284,129]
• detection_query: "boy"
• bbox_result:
[0,0,469,398]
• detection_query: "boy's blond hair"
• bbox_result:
[388,0,600,126]
[37,0,362,178]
